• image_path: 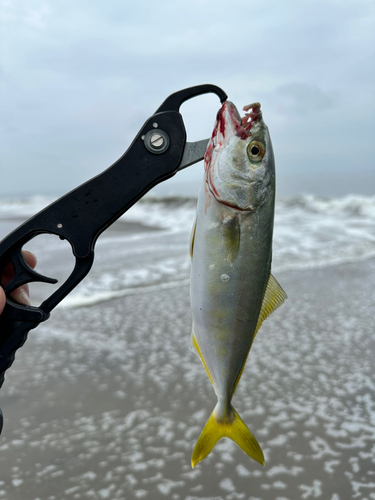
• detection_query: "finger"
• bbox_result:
[22,250,37,269]
[11,284,31,305]
[0,286,5,314]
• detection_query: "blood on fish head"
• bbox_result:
[204,101,275,211]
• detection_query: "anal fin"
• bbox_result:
[191,332,214,385]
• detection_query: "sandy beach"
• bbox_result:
[1,244,375,499]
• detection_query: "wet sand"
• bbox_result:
[0,257,375,499]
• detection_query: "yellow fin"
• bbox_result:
[232,273,287,395]
[254,273,287,338]
[191,405,264,468]
[192,333,214,385]
[189,218,197,259]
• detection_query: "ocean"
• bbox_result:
[0,194,374,499]
[1,194,375,308]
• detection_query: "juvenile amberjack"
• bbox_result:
[190,101,287,468]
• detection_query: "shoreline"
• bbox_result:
[0,257,374,499]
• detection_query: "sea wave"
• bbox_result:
[278,194,375,217]
[1,193,375,222]
[1,193,375,309]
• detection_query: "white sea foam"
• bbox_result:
[58,279,191,309]
[0,195,54,219]
[273,194,375,273]
[121,197,197,232]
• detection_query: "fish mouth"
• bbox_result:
[240,102,262,131]
[224,101,263,139]
[204,100,263,168]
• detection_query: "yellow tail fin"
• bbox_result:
[191,405,265,468]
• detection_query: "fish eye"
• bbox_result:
[247,140,265,162]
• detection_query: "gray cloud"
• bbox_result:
[274,84,337,115]
[0,0,374,198]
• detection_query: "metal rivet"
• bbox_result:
[143,129,170,154]
[221,274,230,282]
[57,223,63,229]
[141,135,145,140]
[153,122,158,128]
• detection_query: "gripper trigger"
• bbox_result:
[2,246,57,295]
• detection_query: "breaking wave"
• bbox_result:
[1,193,375,308]
[278,194,375,218]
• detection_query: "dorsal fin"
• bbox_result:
[254,273,287,338]
[232,273,287,395]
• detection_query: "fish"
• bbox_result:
[189,100,287,468]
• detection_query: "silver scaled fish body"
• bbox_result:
[190,101,287,468]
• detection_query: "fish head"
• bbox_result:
[204,101,275,211]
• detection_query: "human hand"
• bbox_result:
[0,251,37,314]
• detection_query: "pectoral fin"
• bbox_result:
[189,218,197,259]
[222,216,240,263]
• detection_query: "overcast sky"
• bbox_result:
[1,0,374,199]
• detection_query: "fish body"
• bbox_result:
[190,101,286,467]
